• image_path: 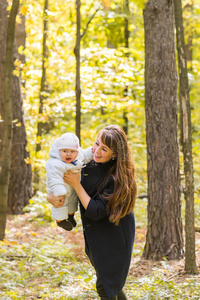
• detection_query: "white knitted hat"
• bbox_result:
[57,133,79,151]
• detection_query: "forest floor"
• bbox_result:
[1,207,200,299]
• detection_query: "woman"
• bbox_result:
[47,125,137,300]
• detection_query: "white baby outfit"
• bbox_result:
[46,133,93,220]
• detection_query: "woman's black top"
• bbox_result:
[80,160,135,298]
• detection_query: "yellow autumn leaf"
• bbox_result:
[2,239,10,245]
[14,59,21,68]
[13,70,20,77]
[16,15,21,24]
[16,232,22,236]
[44,61,49,68]
[20,5,29,16]
[102,0,111,9]
[11,241,18,245]
[24,157,32,164]
[36,150,44,159]
[18,45,24,54]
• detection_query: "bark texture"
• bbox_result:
[74,0,81,142]
[0,5,32,216]
[143,0,183,260]
[0,0,19,240]
[34,0,49,191]
[7,47,33,214]
[15,13,26,64]
[174,0,198,274]
[0,0,8,240]
[123,0,129,135]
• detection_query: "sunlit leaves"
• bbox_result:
[20,0,200,199]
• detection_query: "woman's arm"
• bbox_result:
[47,193,65,208]
[63,172,115,222]
[63,171,91,209]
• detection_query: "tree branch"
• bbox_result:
[81,8,99,39]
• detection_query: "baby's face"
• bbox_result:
[59,149,78,163]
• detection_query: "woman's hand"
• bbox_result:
[47,193,65,208]
[63,170,80,188]
[64,170,91,209]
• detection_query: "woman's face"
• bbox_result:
[92,136,114,163]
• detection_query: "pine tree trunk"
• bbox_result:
[74,0,81,142]
[7,47,33,214]
[73,4,98,142]
[123,0,129,135]
[0,0,19,240]
[34,0,49,191]
[0,0,7,152]
[174,0,198,274]
[183,3,193,71]
[143,0,183,260]
[0,0,8,240]
[15,13,26,64]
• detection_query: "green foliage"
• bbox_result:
[0,222,97,298]
[22,0,146,193]
[1,210,200,299]
[2,0,200,297]
[126,267,200,299]
[19,0,200,224]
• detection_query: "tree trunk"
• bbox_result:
[124,0,129,49]
[7,46,33,214]
[0,0,8,240]
[174,0,198,274]
[34,0,49,191]
[0,0,7,157]
[15,13,26,64]
[143,0,183,260]
[73,5,98,142]
[6,10,33,214]
[74,0,81,142]
[0,0,19,240]
[183,2,193,71]
[123,0,130,135]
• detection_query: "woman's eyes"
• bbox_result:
[95,141,108,152]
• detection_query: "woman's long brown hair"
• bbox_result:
[98,125,137,225]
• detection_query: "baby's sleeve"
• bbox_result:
[82,146,93,164]
[46,162,67,196]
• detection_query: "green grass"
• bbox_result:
[0,192,199,299]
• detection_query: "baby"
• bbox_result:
[46,132,93,231]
